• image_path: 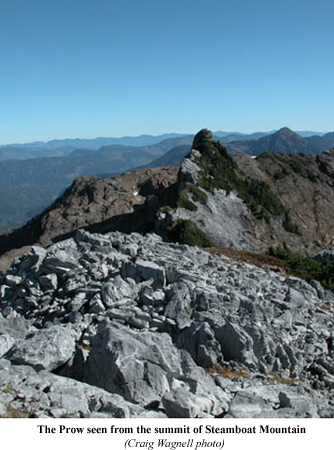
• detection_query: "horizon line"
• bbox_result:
[0,127,332,147]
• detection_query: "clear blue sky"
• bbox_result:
[1,0,334,144]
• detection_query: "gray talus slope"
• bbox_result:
[0,230,333,418]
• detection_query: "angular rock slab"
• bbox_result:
[122,259,166,288]
[0,361,145,418]
[4,323,79,371]
[225,384,319,418]
[161,384,229,419]
[83,321,228,416]
[175,321,221,367]
[217,321,257,369]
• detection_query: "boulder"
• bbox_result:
[164,282,193,330]
[83,321,228,417]
[121,259,166,288]
[38,273,58,291]
[101,275,136,308]
[175,322,221,367]
[0,361,145,418]
[217,321,257,369]
[4,324,79,371]
[0,334,15,358]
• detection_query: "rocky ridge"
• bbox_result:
[0,166,178,266]
[161,129,334,254]
[234,149,334,252]
[0,230,333,418]
[2,129,334,267]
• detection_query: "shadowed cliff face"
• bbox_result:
[0,167,178,260]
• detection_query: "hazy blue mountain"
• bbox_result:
[0,133,190,162]
[1,130,329,162]
[146,145,192,168]
[0,185,47,235]
[216,130,325,141]
[226,127,317,155]
[212,131,244,138]
[306,131,334,152]
[297,131,326,137]
[218,132,271,143]
[226,128,334,156]
[0,133,190,149]
[0,145,79,162]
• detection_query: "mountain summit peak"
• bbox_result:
[193,128,214,150]
[276,127,296,136]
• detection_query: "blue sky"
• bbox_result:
[1,0,334,144]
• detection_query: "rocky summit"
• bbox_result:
[0,230,333,418]
[161,129,334,254]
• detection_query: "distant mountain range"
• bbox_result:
[0,129,327,162]
[147,127,334,168]
[0,134,190,162]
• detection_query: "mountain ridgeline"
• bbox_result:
[166,129,334,254]
[2,129,334,268]
[1,127,334,234]
[226,127,316,155]
[0,133,192,162]
[150,127,334,168]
